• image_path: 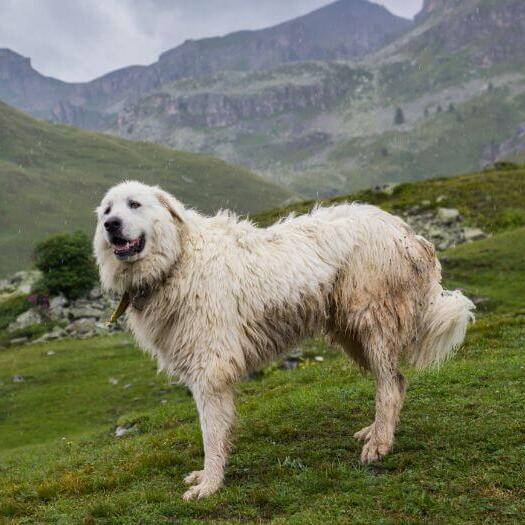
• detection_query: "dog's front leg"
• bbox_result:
[183,383,235,500]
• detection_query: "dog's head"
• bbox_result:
[94,181,186,293]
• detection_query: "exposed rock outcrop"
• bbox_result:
[117,65,365,131]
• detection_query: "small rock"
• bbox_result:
[371,183,399,196]
[472,296,490,306]
[281,358,300,371]
[46,351,55,356]
[66,318,97,334]
[69,305,104,320]
[12,375,25,383]
[30,326,67,344]
[437,208,460,223]
[463,228,487,242]
[115,425,138,438]
[88,286,103,300]
[314,356,325,362]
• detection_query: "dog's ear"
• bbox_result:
[155,189,185,224]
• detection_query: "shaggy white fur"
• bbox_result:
[94,181,475,500]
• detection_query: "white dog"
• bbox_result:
[94,181,474,500]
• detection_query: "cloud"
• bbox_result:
[0,0,423,82]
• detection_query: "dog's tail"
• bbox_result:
[409,284,475,370]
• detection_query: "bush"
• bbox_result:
[34,231,98,300]
[393,107,405,125]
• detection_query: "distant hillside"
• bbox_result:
[0,102,293,276]
[0,0,410,127]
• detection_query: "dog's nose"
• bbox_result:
[104,217,122,233]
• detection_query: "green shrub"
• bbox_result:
[34,232,98,300]
[394,107,405,125]
[0,295,31,331]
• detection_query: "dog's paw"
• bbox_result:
[184,470,204,485]
[360,439,391,464]
[182,479,222,501]
[353,423,375,442]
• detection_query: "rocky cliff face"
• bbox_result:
[410,0,525,67]
[0,49,71,116]
[116,64,365,132]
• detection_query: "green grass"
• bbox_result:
[254,165,525,234]
[444,227,525,314]
[0,209,524,522]
[0,102,293,277]
[0,316,523,523]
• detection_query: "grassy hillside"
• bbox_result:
[255,165,525,233]
[0,171,524,523]
[0,102,293,277]
[0,230,523,523]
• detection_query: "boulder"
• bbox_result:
[437,208,460,223]
[7,308,42,333]
[66,318,98,334]
[0,279,14,294]
[371,183,399,196]
[30,326,67,345]
[48,295,69,321]
[463,228,487,242]
[88,286,103,300]
[10,270,41,294]
[69,305,104,320]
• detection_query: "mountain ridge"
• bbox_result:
[0,0,411,125]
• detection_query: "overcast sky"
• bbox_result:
[0,0,423,83]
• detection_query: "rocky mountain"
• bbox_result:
[414,0,463,21]
[0,0,410,127]
[155,0,410,75]
[1,0,525,200]
[402,0,525,69]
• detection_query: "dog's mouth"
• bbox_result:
[110,234,146,260]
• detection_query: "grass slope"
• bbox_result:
[0,102,293,277]
[0,176,524,522]
[255,165,525,234]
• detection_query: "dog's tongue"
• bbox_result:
[114,238,139,253]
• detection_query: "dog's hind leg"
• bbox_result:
[183,383,235,500]
[356,335,406,463]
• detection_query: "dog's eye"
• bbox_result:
[129,200,141,209]
[104,206,111,215]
